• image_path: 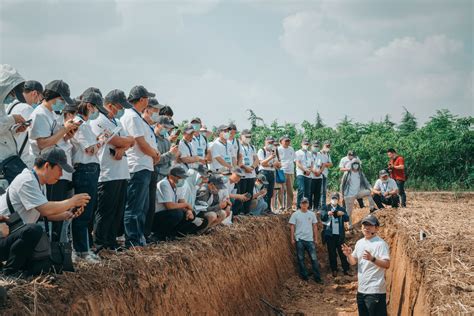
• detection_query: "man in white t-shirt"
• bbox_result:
[228,123,241,167]
[190,117,209,162]
[6,80,43,169]
[372,169,400,209]
[342,215,390,316]
[278,135,296,211]
[319,140,333,208]
[237,129,258,214]
[90,89,135,251]
[0,147,90,275]
[295,138,313,209]
[178,124,206,170]
[289,197,323,283]
[309,140,323,211]
[257,136,281,213]
[120,85,159,247]
[209,125,234,171]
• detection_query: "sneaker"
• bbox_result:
[72,251,83,264]
[82,251,100,264]
[343,270,352,276]
[332,271,337,277]
[301,275,309,281]
[314,277,324,284]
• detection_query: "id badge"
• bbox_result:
[197,147,204,157]
[224,156,231,164]
[244,157,251,166]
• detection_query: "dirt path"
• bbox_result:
[277,207,370,316]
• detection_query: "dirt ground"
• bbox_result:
[276,192,474,315]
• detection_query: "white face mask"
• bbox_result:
[352,164,360,171]
[151,112,160,123]
[382,177,389,183]
[222,132,230,140]
[331,199,338,206]
[302,145,309,151]
[267,144,274,150]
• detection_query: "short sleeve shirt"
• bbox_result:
[390,156,406,181]
[374,178,398,194]
[192,135,208,158]
[352,236,390,294]
[0,169,48,223]
[156,178,178,213]
[289,210,318,242]
[295,149,313,177]
[257,148,277,171]
[71,120,100,165]
[319,152,332,177]
[179,139,197,170]
[7,102,34,168]
[278,146,296,174]
[28,104,59,157]
[240,144,257,178]
[210,140,232,171]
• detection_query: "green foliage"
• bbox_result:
[247,109,474,191]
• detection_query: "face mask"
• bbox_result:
[52,99,65,112]
[192,123,201,131]
[352,164,360,171]
[31,103,40,109]
[312,147,319,153]
[115,108,124,119]
[3,95,15,105]
[331,199,338,206]
[302,145,309,151]
[159,129,169,137]
[222,132,230,140]
[382,178,388,183]
[222,176,229,183]
[267,144,274,150]
[151,112,160,123]
[242,137,251,145]
[255,182,263,190]
[89,110,99,121]
[176,179,185,188]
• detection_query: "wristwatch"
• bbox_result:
[371,257,376,262]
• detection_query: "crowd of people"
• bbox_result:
[0,64,405,311]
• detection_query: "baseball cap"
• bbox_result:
[256,173,269,185]
[379,169,389,177]
[361,214,380,226]
[208,174,226,190]
[104,89,133,109]
[45,80,75,105]
[39,146,74,173]
[301,197,309,204]
[231,167,245,177]
[169,165,188,179]
[241,129,251,136]
[156,115,174,129]
[280,135,290,142]
[229,123,238,131]
[128,85,155,101]
[183,123,195,134]
[265,136,275,142]
[24,80,43,93]
[217,124,230,132]
[312,140,320,147]
[148,97,162,109]
[331,192,340,200]
[302,138,310,145]
[82,87,102,98]
[63,99,79,113]
[190,117,202,124]
[82,91,108,114]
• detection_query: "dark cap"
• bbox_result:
[194,164,209,177]
[324,140,331,145]
[302,138,310,145]
[183,123,195,134]
[39,146,74,173]
[279,135,290,142]
[229,123,237,131]
[190,117,201,124]
[148,97,162,109]
[104,89,133,109]
[379,169,389,177]
[361,214,380,226]
[169,165,188,179]
[347,150,356,156]
[156,115,174,129]
[45,80,75,105]
[24,80,43,93]
[300,197,309,204]
[63,99,79,113]
[241,129,251,136]
[217,124,230,132]
[312,140,320,147]
[331,192,340,199]
[208,174,226,189]
[82,91,108,114]
[128,85,155,101]
[265,136,275,142]
[231,167,245,177]
[82,87,102,98]
[256,173,269,185]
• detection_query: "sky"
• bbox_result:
[0,0,472,130]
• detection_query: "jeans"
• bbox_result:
[152,209,200,240]
[325,235,349,272]
[94,179,128,249]
[124,169,152,247]
[238,177,255,215]
[249,198,268,216]
[310,178,322,210]
[144,170,159,237]
[344,190,375,228]
[373,194,400,209]
[284,173,295,210]
[262,170,275,211]
[296,240,321,279]
[0,224,43,275]
[72,163,100,252]
[356,292,387,316]
[396,180,406,207]
[296,175,312,208]
[320,175,328,208]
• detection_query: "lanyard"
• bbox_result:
[31,169,45,194]
[132,108,157,145]
[219,140,229,156]
[382,182,389,192]
[242,145,250,157]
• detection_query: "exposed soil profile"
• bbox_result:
[0,192,472,315]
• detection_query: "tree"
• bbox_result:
[383,114,396,128]
[315,112,325,129]
[247,109,264,129]
[398,107,417,135]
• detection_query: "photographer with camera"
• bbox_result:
[295,139,313,209]
[0,147,90,276]
[387,148,406,207]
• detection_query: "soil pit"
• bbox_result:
[1,193,472,315]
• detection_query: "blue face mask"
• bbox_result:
[176,179,185,188]
[115,108,124,119]
[89,110,99,121]
[192,123,201,131]
[52,99,65,112]
[222,176,229,183]
[3,95,15,105]
[159,129,169,137]
[151,112,160,123]
[31,103,40,109]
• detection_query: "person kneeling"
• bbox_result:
[372,170,399,209]
[152,166,203,241]
[289,197,323,284]
[195,174,229,229]
[248,173,269,216]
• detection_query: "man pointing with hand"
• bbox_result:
[342,214,390,316]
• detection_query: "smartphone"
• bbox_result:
[73,116,84,125]
[245,192,252,199]
[22,119,32,127]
